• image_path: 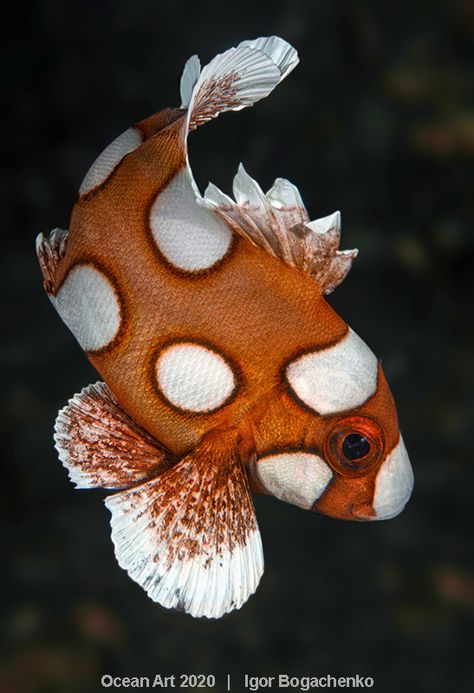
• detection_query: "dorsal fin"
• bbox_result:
[203,165,358,294]
[177,39,357,294]
[181,36,298,132]
[178,36,298,203]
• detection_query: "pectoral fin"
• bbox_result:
[54,382,176,489]
[105,433,264,618]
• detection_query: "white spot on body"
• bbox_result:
[257,452,333,509]
[373,436,414,519]
[286,328,378,415]
[156,343,236,413]
[53,265,121,352]
[79,127,142,195]
[150,168,232,271]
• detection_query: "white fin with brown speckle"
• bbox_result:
[183,36,298,132]
[204,166,358,294]
[54,382,176,489]
[105,433,264,618]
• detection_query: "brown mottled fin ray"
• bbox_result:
[54,382,177,489]
[204,165,358,295]
[105,431,264,618]
[35,228,68,296]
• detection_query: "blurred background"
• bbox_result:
[2,1,473,691]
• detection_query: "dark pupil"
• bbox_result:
[342,433,370,460]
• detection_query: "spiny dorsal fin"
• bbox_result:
[203,165,358,295]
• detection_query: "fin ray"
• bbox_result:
[184,36,299,132]
[204,167,358,294]
[35,228,68,296]
[105,433,264,618]
[180,55,201,109]
[54,382,176,489]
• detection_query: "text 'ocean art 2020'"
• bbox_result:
[37,36,414,619]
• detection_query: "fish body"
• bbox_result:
[37,37,414,618]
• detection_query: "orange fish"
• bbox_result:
[36,36,414,618]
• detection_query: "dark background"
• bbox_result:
[2,1,473,691]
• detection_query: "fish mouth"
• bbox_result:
[350,503,377,521]
[350,500,409,522]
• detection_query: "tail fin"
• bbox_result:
[181,36,299,132]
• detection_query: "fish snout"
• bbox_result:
[371,435,414,520]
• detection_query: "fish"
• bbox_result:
[36,36,414,618]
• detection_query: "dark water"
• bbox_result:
[2,1,473,691]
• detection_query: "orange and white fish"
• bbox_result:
[36,36,414,618]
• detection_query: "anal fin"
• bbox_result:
[105,431,264,618]
[54,382,177,489]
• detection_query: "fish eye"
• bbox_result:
[324,416,384,476]
[342,433,370,460]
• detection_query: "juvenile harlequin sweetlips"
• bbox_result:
[37,37,414,618]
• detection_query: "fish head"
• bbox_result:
[252,329,414,521]
[312,365,413,521]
